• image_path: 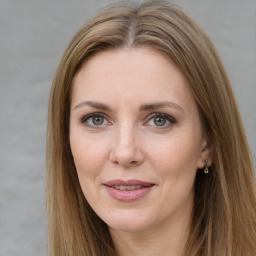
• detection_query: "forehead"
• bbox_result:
[71,47,195,110]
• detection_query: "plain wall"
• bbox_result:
[0,0,255,255]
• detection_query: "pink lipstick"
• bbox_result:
[103,179,154,202]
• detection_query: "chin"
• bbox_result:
[102,212,154,233]
[108,221,149,233]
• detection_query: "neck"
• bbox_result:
[109,208,191,256]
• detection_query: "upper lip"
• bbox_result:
[103,179,154,187]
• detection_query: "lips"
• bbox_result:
[103,179,155,202]
[111,185,144,191]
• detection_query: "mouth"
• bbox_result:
[110,185,147,191]
[103,179,155,202]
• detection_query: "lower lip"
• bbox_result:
[104,185,154,202]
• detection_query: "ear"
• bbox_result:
[197,135,213,169]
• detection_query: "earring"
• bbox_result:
[203,159,209,174]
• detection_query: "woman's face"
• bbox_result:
[70,48,210,233]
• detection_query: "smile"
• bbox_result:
[104,180,155,202]
[112,185,144,191]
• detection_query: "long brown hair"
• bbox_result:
[46,1,256,255]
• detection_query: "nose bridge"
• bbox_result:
[118,121,135,147]
[110,121,143,166]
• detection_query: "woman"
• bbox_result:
[46,1,256,255]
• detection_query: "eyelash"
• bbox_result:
[80,112,109,128]
[145,112,176,128]
[80,112,176,129]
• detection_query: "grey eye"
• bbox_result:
[81,113,108,127]
[154,117,167,126]
[146,113,176,128]
[91,116,105,125]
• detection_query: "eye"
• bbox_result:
[81,113,109,128]
[153,116,167,126]
[146,113,176,128]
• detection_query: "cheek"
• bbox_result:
[70,135,109,203]
[147,132,201,176]
[70,133,109,178]
[151,135,199,202]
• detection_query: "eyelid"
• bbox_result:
[147,112,176,121]
[79,111,176,128]
[144,112,176,127]
[80,112,111,128]
[81,112,104,122]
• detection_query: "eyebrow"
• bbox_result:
[139,102,185,113]
[73,101,112,111]
[73,100,184,113]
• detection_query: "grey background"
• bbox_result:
[0,0,255,255]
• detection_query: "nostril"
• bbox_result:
[112,160,138,166]
[109,141,144,167]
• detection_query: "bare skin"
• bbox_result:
[70,48,211,256]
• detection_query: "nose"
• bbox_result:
[110,124,144,168]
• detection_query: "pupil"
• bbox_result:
[154,117,166,126]
[93,116,104,125]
